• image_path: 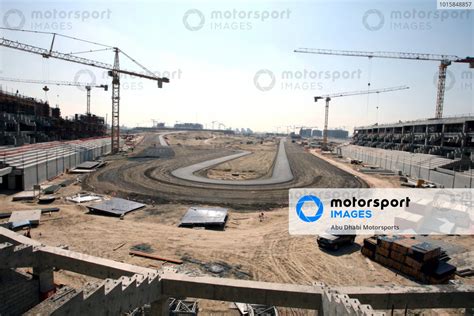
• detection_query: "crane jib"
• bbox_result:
[0,37,169,84]
[0,35,170,154]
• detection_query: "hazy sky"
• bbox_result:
[0,0,473,132]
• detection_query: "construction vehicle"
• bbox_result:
[295,48,474,119]
[314,86,410,148]
[317,233,356,251]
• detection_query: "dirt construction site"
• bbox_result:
[1,131,473,315]
[83,132,366,209]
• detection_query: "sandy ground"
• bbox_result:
[166,132,233,148]
[1,191,472,315]
[0,192,414,315]
[309,149,402,188]
[206,140,277,180]
[1,134,472,315]
[2,181,472,315]
[82,134,366,209]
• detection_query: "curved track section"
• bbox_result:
[171,139,293,185]
[84,133,367,208]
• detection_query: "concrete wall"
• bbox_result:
[21,142,111,190]
[339,145,473,188]
[0,227,474,316]
[0,269,41,315]
[2,226,474,315]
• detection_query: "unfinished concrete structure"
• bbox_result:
[299,128,349,139]
[339,144,474,188]
[352,116,474,159]
[0,89,106,146]
[1,227,472,315]
[0,138,111,190]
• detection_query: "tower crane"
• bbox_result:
[314,85,410,146]
[0,76,108,115]
[0,32,169,153]
[211,120,218,130]
[294,48,474,119]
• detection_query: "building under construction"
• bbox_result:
[173,122,203,130]
[0,89,106,146]
[298,128,349,139]
[352,116,474,159]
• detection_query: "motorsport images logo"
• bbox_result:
[289,189,474,236]
[295,195,324,222]
[296,194,411,223]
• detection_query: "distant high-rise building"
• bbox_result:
[327,129,349,139]
[311,129,348,139]
[299,128,312,138]
[312,129,323,137]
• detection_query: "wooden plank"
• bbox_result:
[129,250,183,264]
[392,238,418,255]
[376,246,390,257]
[113,242,126,251]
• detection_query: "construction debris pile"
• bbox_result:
[361,236,456,284]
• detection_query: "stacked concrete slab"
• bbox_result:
[0,138,111,190]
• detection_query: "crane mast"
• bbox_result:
[295,48,474,119]
[111,48,120,156]
[436,60,451,119]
